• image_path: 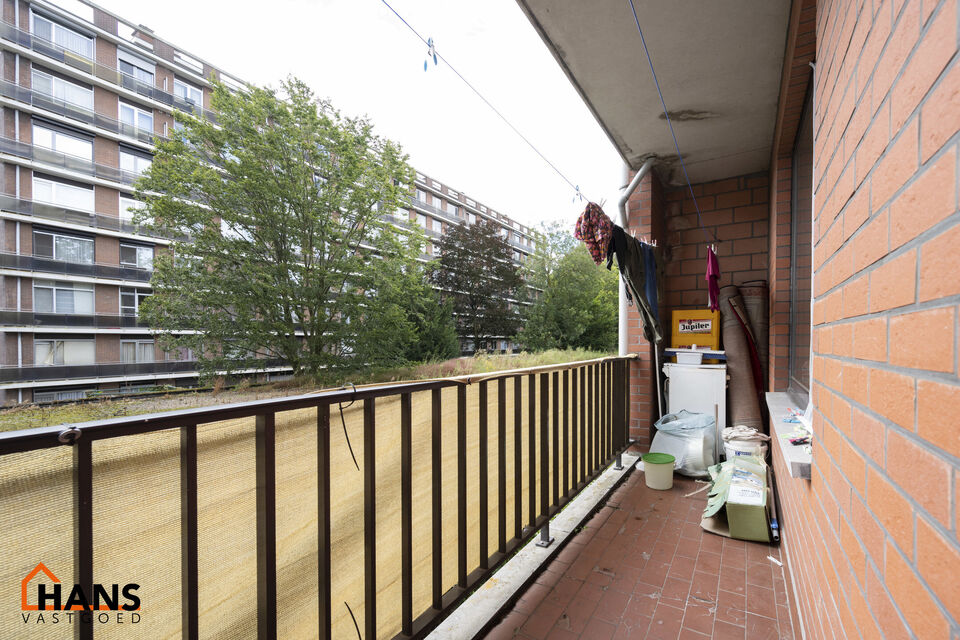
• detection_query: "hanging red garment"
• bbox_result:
[574,202,614,265]
[706,246,721,311]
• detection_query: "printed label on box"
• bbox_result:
[679,319,712,333]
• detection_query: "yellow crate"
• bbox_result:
[671,309,721,350]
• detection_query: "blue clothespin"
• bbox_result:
[424,37,437,71]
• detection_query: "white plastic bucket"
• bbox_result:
[723,440,768,460]
[642,452,675,490]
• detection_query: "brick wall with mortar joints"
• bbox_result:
[777,0,960,638]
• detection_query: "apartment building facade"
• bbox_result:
[0,0,535,405]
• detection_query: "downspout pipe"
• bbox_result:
[616,157,655,356]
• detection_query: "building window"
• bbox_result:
[467,213,476,225]
[121,339,154,363]
[173,50,203,74]
[173,79,202,105]
[34,280,93,314]
[118,49,155,85]
[120,243,153,270]
[120,150,152,178]
[33,229,94,264]
[32,122,92,160]
[119,102,154,135]
[120,287,150,316]
[34,338,95,365]
[448,190,458,199]
[32,175,94,211]
[789,91,814,397]
[119,195,146,222]
[31,69,93,111]
[446,201,458,216]
[31,12,93,59]
[416,189,427,202]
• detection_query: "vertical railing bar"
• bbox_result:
[614,361,625,469]
[586,365,593,475]
[513,376,522,540]
[255,413,278,640]
[400,393,413,635]
[551,371,559,506]
[539,372,549,516]
[479,381,489,569]
[74,437,93,640]
[180,424,199,640]
[594,363,601,470]
[562,370,569,499]
[579,367,586,485]
[610,361,616,457]
[527,373,536,528]
[497,377,507,553]
[602,362,608,460]
[317,405,332,640]
[364,399,378,640]
[431,388,442,610]
[571,368,578,490]
[457,385,468,588]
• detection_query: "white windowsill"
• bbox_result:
[765,391,812,479]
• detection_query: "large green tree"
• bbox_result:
[431,219,524,352]
[136,77,429,376]
[521,239,618,351]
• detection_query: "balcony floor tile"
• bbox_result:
[483,472,796,639]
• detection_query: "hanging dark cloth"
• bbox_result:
[606,226,662,344]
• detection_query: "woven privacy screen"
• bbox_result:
[0,359,629,639]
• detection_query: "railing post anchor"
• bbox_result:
[535,521,554,548]
[614,453,624,471]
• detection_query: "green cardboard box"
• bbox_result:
[700,456,770,542]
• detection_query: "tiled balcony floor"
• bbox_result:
[484,470,798,640]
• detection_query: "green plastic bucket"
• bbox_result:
[642,452,676,490]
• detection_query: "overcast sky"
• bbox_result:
[84,0,625,230]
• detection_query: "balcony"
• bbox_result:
[0,251,153,282]
[0,20,218,124]
[0,356,631,639]
[0,193,186,241]
[0,79,169,146]
[0,357,288,383]
[0,135,144,185]
[0,309,150,329]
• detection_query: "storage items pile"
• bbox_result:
[701,455,771,542]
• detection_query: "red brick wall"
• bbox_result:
[662,173,770,314]
[770,0,960,638]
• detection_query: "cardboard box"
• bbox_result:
[700,456,771,542]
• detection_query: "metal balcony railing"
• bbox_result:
[0,193,186,241]
[0,21,218,124]
[0,309,150,328]
[0,356,632,639]
[0,79,169,146]
[407,196,462,226]
[0,252,153,282]
[0,135,145,185]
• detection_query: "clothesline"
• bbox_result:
[379,0,592,204]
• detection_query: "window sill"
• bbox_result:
[765,392,812,480]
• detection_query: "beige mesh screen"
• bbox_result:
[0,361,621,639]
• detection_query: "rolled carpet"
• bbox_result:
[740,280,769,390]
[719,285,763,430]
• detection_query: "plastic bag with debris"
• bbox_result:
[649,410,716,477]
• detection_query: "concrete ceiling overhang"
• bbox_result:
[516,0,792,185]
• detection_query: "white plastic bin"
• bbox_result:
[642,452,676,490]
